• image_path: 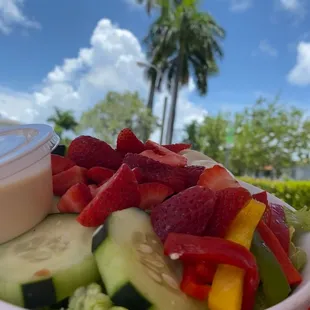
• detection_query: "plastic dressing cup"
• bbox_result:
[0,124,59,244]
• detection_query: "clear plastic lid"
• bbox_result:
[0,124,59,180]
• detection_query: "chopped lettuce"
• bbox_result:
[288,225,307,272]
[284,207,310,231]
[290,242,307,271]
[66,283,116,310]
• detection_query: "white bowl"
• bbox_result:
[181,149,310,310]
[1,150,309,310]
[241,181,310,310]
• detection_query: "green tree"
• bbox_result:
[47,107,78,145]
[230,97,310,177]
[136,0,158,15]
[183,96,310,178]
[144,0,225,144]
[79,91,158,145]
[136,0,181,15]
[184,114,229,163]
[183,120,201,150]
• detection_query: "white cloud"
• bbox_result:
[279,0,302,11]
[287,41,310,86]
[0,18,204,142]
[258,40,278,57]
[0,0,40,35]
[276,0,307,21]
[230,0,252,12]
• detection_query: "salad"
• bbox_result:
[0,127,309,310]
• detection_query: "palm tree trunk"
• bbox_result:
[147,75,156,111]
[160,96,168,144]
[166,51,183,144]
[143,75,156,141]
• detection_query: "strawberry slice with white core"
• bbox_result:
[88,184,99,198]
[141,140,187,167]
[86,167,115,185]
[198,165,240,191]
[53,166,88,196]
[138,182,174,210]
[162,143,191,153]
[77,164,140,227]
[132,167,144,183]
[57,183,93,213]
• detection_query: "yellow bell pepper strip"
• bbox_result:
[208,199,266,310]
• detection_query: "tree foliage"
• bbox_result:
[78,91,158,145]
[47,107,78,146]
[142,0,225,143]
[184,96,310,177]
[184,114,229,163]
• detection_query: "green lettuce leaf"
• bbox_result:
[284,207,310,232]
[289,226,307,271]
[290,242,307,271]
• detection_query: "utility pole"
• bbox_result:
[160,96,168,144]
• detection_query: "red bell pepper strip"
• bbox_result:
[164,233,260,310]
[257,220,302,285]
[253,191,271,226]
[269,203,290,255]
[194,261,217,284]
[181,263,211,300]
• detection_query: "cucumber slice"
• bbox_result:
[0,214,100,308]
[92,208,207,310]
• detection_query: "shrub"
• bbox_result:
[238,177,310,210]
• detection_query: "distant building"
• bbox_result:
[248,164,310,180]
[292,165,310,180]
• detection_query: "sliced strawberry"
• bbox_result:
[132,167,144,183]
[68,135,122,170]
[116,128,145,154]
[77,164,140,227]
[88,184,99,198]
[87,167,115,185]
[123,153,187,192]
[162,143,191,153]
[51,154,75,175]
[253,191,271,226]
[138,183,174,210]
[53,166,88,196]
[183,166,205,188]
[151,186,216,242]
[269,203,290,254]
[142,140,187,167]
[204,187,252,238]
[198,165,240,191]
[57,183,93,213]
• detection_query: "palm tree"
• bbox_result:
[144,0,225,143]
[136,0,180,15]
[47,107,78,139]
[136,0,158,15]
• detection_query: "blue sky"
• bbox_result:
[0,0,309,141]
